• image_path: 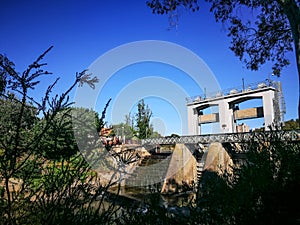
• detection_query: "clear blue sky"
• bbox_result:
[1,0,298,135]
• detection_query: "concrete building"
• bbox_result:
[186,81,285,135]
[236,123,250,133]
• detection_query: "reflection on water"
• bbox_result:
[108,145,197,209]
[118,186,196,207]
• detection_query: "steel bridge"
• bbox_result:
[141,130,300,145]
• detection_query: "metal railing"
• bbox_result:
[186,79,277,104]
[142,130,300,145]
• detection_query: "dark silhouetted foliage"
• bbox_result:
[147,0,300,122]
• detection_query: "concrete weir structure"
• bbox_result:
[186,80,286,135]
[161,144,197,193]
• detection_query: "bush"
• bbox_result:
[194,130,300,225]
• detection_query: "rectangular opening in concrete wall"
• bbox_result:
[198,105,220,134]
[233,98,264,131]
[199,113,219,123]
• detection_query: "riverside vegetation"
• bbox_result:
[0,48,299,225]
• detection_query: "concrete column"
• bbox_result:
[262,90,275,130]
[187,105,199,135]
[218,100,233,133]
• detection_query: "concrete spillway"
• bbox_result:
[125,153,171,193]
[123,142,236,194]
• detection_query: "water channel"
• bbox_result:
[115,149,197,208]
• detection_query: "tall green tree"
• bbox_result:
[147,0,300,122]
[135,99,153,139]
[39,107,104,160]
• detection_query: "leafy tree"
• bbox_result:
[0,93,38,142]
[37,108,78,160]
[0,47,124,224]
[147,0,300,122]
[283,118,300,130]
[38,107,104,160]
[112,115,161,143]
[0,68,7,94]
[112,123,135,140]
[150,130,162,138]
[135,99,153,139]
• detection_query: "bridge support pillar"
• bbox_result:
[262,90,275,130]
[218,101,234,134]
[187,106,199,135]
